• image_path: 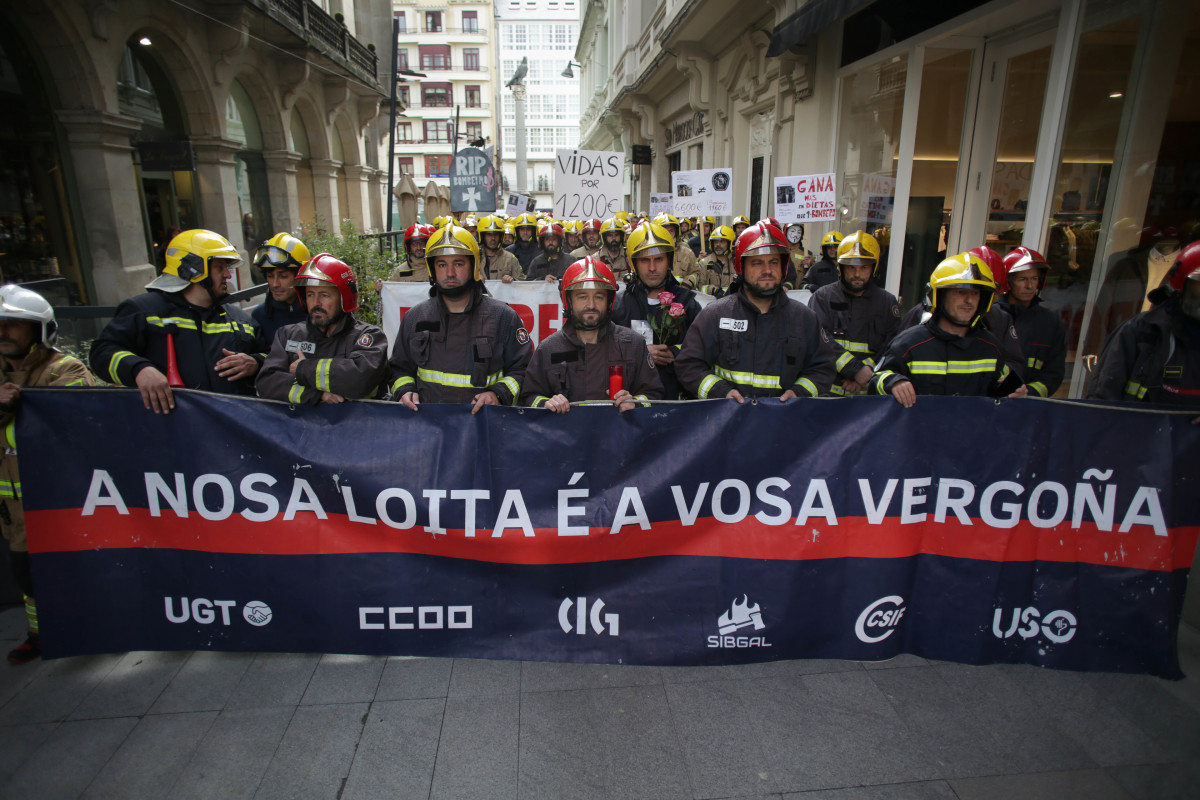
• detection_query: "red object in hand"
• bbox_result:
[165,332,185,388]
[608,365,624,399]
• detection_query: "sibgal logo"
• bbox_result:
[855,596,906,644]
[992,607,1077,644]
[558,597,620,637]
[708,595,771,649]
[164,597,272,627]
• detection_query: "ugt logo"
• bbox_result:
[992,607,1077,644]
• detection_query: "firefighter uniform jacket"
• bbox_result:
[507,240,541,272]
[388,283,532,404]
[389,259,430,283]
[482,248,523,281]
[676,289,838,399]
[525,252,573,282]
[570,245,601,260]
[0,345,95,551]
[612,276,702,400]
[696,254,736,295]
[995,296,1067,397]
[598,248,631,283]
[801,256,838,289]
[520,320,663,407]
[673,246,701,288]
[256,316,388,404]
[90,289,267,395]
[1087,302,1200,405]
[251,296,306,345]
[898,302,1026,383]
[809,281,902,395]
[869,319,1016,397]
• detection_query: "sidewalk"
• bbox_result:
[0,606,1196,800]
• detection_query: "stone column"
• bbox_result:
[261,149,303,234]
[192,136,248,287]
[342,164,370,233]
[56,110,153,305]
[367,168,385,231]
[308,158,342,230]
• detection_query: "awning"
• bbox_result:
[766,0,875,57]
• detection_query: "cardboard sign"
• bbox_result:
[858,173,896,224]
[649,193,674,217]
[449,147,497,213]
[773,173,837,222]
[672,169,733,216]
[505,192,536,217]
[554,149,624,219]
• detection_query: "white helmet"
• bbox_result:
[0,284,57,345]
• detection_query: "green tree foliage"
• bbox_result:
[298,217,405,328]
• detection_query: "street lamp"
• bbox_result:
[561,60,582,78]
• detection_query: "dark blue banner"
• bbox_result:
[17,389,1199,677]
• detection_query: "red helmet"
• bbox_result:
[761,216,781,230]
[733,221,789,275]
[966,246,1003,279]
[999,246,1048,294]
[404,223,434,256]
[538,222,564,241]
[295,253,359,312]
[560,256,619,312]
[580,218,602,233]
[1168,240,1200,293]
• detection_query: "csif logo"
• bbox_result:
[992,607,1077,643]
[708,595,771,649]
[855,596,906,643]
[558,597,620,637]
[164,597,272,627]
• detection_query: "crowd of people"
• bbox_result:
[0,210,1197,663]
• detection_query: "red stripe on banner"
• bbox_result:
[25,508,1198,572]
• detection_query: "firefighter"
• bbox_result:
[90,229,267,413]
[613,221,703,400]
[478,215,523,282]
[388,223,532,413]
[502,221,516,248]
[572,218,603,258]
[996,246,1066,398]
[731,215,752,237]
[695,225,737,296]
[506,212,541,272]
[653,213,701,288]
[522,257,663,412]
[809,231,901,396]
[0,285,95,662]
[597,217,631,282]
[688,216,715,258]
[256,254,388,404]
[677,222,837,402]
[386,223,435,283]
[250,232,310,343]
[525,221,573,282]
[801,231,843,290]
[1088,240,1200,405]
[869,252,1027,406]
[563,220,584,253]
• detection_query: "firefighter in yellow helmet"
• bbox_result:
[251,232,310,342]
[695,225,737,295]
[653,212,701,288]
[869,252,1027,406]
[801,230,843,290]
[809,231,901,396]
[89,229,268,413]
[731,215,752,237]
[507,212,540,272]
[597,217,631,282]
[387,223,532,413]
[0,285,95,662]
[478,215,523,282]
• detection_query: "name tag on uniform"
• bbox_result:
[285,340,316,354]
[631,319,653,345]
[719,318,748,332]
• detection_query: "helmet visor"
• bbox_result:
[254,245,301,270]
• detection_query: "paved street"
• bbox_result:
[0,606,1196,800]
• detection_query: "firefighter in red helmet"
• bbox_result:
[521,257,663,412]
[995,246,1066,397]
[256,254,389,404]
[676,221,837,401]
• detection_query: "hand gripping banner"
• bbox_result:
[17,389,1200,677]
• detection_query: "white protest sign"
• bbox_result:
[858,173,896,224]
[773,173,837,223]
[553,149,624,219]
[505,192,535,217]
[671,169,733,216]
[649,193,673,217]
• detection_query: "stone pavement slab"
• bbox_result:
[254,702,370,800]
[80,710,219,800]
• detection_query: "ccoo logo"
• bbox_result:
[855,596,905,643]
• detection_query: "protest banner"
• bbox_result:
[649,193,673,217]
[773,174,837,223]
[672,169,733,216]
[553,149,624,219]
[20,391,1198,677]
[505,192,535,217]
[449,147,497,213]
[858,173,896,224]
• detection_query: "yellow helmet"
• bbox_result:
[614,210,629,225]
[515,213,538,229]
[699,216,715,227]
[653,212,681,229]
[151,229,242,292]
[821,231,845,249]
[463,214,478,228]
[599,217,625,238]
[477,215,505,234]
[732,215,752,228]
[626,221,676,266]
[503,222,516,236]
[836,231,881,273]
[563,220,580,234]
[929,252,996,326]
[253,232,310,272]
[425,223,483,282]
[708,225,736,248]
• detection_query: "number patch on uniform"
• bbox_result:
[285,340,316,354]
[358,333,374,347]
[516,327,530,345]
[718,318,748,332]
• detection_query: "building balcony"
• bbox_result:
[398,26,488,41]
[256,0,380,88]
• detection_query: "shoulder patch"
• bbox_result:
[516,327,530,345]
[1008,325,1019,340]
[892,304,901,317]
[358,332,375,348]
